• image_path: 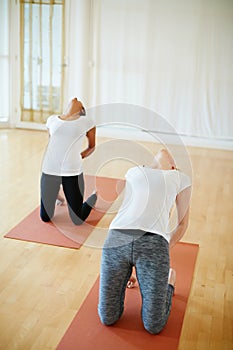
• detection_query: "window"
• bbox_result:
[20,0,65,123]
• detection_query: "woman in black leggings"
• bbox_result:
[40,97,97,225]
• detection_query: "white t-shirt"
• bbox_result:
[109,166,191,242]
[42,114,94,176]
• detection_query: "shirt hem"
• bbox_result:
[109,225,170,242]
[42,170,83,176]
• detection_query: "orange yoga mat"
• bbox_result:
[57,242,199,350]
[5,175,125,249]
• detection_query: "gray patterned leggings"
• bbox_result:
[98,229,174,334]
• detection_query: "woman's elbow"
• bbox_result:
[181,217,189,234]
[90,145,95,154]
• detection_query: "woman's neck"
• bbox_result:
[59,112,81,121]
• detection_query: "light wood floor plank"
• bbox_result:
[0,129,232,349]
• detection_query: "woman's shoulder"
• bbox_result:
[80,115,95,130]
[48,114,58,120]
[169,170,192,190]
[46,114,59,128]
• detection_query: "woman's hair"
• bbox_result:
[159,149,178,170]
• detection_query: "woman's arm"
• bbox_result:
[81,127,96,159]
[169,186,191,249]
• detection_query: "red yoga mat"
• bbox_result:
[4,175,125,249]
[57,242,199,350]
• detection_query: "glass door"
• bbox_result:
[20,0,65,124]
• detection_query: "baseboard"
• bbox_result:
[10,122,233,151]
[97,126,233,150]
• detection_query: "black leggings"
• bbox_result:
[40,173,97,225]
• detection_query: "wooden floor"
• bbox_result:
[0,129,232,350]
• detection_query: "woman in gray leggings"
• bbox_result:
[98,149,191,334]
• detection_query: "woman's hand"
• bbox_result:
[127,275,137,288]
[169,186,191,248]
[81,127,96,159]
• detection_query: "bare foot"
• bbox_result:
[168,268,176,288]
[86,191,98,208]
[56,195,65,206]
[127,275,137,289]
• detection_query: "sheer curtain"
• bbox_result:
[5,0,232,146]
[0,0,9,122]
[85,0,233,141]
[63,0,91,106]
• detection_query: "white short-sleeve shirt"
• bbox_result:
[41,115,94,176]
[109,166,191,242]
